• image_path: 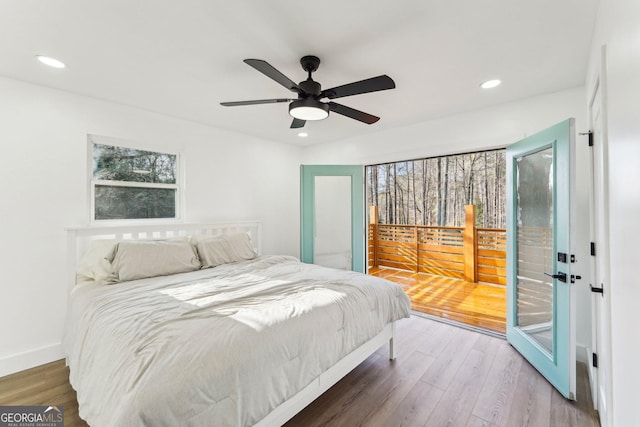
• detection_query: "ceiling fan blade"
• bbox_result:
[220,98,292,107]
[328,102,380,124]
[244,59,302,93]
[321,75,395,100]
[290,118,306,129]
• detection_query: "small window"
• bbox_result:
[90,136,180,221]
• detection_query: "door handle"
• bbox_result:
[544,271,567,283]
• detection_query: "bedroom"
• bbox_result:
[0,1,638,426]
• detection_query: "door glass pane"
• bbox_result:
[516,147,554,354]
[314,176,352,270]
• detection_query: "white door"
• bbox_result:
[588,70,613,425]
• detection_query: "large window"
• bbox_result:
[90,136,180,221]
[366,149,506,228]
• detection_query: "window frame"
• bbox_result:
[88,135,184,224]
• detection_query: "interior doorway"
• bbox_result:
[300,165,365,272]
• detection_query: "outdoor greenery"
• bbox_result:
[93,143,176,184]
[366,149,506,228]
[94,186,176,220]
[92,143,177,220]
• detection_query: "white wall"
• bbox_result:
[303,87,594,363]
[303,87,586,165]
[586,0,640,425]
[0,76,302,376]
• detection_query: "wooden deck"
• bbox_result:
[369,266,507,334]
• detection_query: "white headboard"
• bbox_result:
[66,221,262,288]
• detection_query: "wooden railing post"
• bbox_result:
[369,206,379,267]
[414,225,419,272]
[463,205,478,282]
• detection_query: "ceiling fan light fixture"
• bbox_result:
[221,56,395,128]
[289,99,329,121]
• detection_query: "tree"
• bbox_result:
[366,149,506,228]
[441,157,449,226]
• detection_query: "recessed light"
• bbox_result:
[36,55,66,69]
[298,132,308,138]
[480,79,501,89]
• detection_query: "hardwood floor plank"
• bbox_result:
[505,359,552,427]
[424,348,496,426]
[382,379,445,427]
[0,360,88,427]
[414,317,459,359]
[321,350,433,427]
[472,340,524,426]
[358,350,436,426]
[376,317,434,358]
[466,415,498,427]
[419,326,480,390]
[472,332,504,358]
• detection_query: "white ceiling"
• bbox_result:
[1,0,599,146]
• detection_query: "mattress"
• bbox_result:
[63,255,411,426]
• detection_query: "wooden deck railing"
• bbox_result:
[368,205,507,286]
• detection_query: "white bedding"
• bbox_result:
[63,255,411,426]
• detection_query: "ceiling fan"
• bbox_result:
[220,55,396,129]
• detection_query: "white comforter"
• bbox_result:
[63,255,411,427]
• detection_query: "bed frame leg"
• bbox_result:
[389,322,397,360]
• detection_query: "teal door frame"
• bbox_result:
[506,118,575,399]
[300,165,365,273]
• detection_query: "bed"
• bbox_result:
[63,221,411,426]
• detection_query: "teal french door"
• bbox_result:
[300,165,365,273]
[506,119,576,399]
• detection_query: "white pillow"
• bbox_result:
[195,233,257,269]
[106,239,201,282]
[224,233,257,261]
[194,236,234,268]
[76,239,119,285]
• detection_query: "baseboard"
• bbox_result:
[0,343,64,377]
[576,343,589,364]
